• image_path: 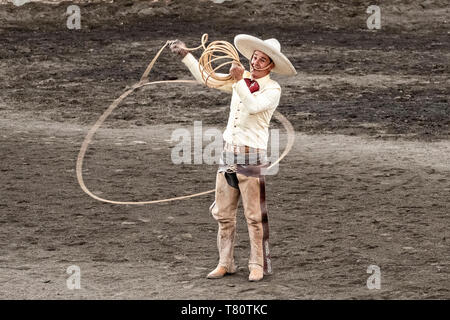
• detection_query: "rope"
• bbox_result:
[76,34,295,205]
[198,38,241,88]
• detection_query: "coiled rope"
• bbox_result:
[76,34,295,205]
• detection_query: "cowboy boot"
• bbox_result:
[238,173,273,277]
[206,263,237,279]
[207,172,240,279]
[248,265,264,282]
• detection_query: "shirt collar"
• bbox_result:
[244,71,271,88]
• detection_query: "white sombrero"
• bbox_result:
[234,34,297,76]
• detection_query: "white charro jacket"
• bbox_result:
[182,53,281,150]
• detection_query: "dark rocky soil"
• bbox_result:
[0,0,448,299]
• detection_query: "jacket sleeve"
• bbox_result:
[233,79,281,114]
[181,53,233,93]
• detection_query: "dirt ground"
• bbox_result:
[0,0,449,299]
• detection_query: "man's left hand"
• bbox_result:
[230,62,244,81]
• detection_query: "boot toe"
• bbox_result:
[206,266,228,279]
[248,268,264,282]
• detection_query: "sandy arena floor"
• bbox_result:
[0,0,449,299]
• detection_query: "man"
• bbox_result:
[170,35,296,281]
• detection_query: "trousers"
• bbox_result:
[209,163,272,275]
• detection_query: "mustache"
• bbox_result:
[251,62,273,72]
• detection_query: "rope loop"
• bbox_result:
[197,37,242,88]
[76,34,295,205]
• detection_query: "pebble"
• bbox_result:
[131,140,147,145]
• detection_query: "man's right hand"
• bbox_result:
[169,39,189,59]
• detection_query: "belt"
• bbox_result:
[224,142,266,154]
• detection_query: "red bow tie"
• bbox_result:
[244,78,260,93]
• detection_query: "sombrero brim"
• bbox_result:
[234,34,297,76]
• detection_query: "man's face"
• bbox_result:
[251,50,274,78]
